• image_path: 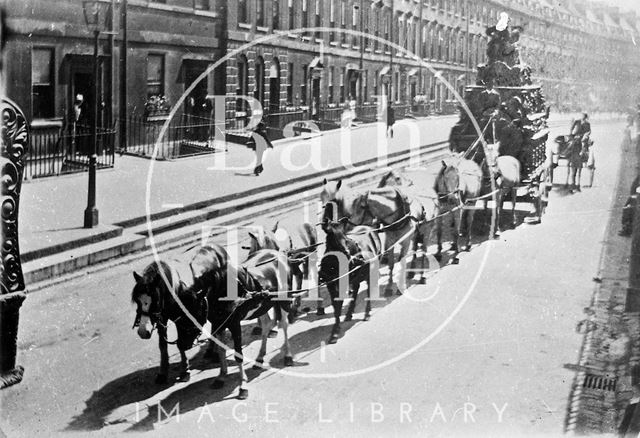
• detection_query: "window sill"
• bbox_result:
[238,22,251,30]
[287,33,298,39]
[256,26,269,32]
[31,118,63,129]
[302,36,312,41]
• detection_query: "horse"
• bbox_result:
[320,178,416,295]
[319,221,382,344]
[433,159,483,263]
[482,142,521,236]
[555,134,583,192]
[209,248,298,399]
[378,169,440,283]
[131,244,228,384]
[246,220,319,308]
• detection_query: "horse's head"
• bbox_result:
[131,269,164,339]
[244,227,280,258]
[434,160,460,203]
[485,142,501,167]
[321,178,347,231]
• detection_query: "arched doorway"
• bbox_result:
[268,58,281,113]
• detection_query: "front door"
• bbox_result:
[183,61,210,140]
[311,77,321,120]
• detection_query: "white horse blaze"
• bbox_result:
[137,293,153,338]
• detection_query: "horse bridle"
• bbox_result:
[132,281,164,332]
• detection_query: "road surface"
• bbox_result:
[0,120,627,437]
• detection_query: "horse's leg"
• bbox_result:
[364,278,372,321]
[385,243,395,297]
[465,210,475,251]
[511,187,518,226]
[230,321,249,400]
[254,313,274,368]
[345,282,358,321]
[212,331,228,389]
[493,191,503,237]
[278,305,294,367]
[177,349,190,382]
[435,215,443,260]
[156,322,169,384]
[329,284,342,344]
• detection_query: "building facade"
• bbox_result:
[3,0,640,146]
[3,0,224,136]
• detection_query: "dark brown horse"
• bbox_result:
[209,248,298,400]
[319,222,382,344]
[320,178,416,295]
[378,169,440,283]
[131,244,228,384]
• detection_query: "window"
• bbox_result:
[194,0,209,10]
[257,0,265,26]
[315,0,322,39]
[146,54,164,99]
[302,0,308,30]
[340,68,345,103]
[273,0,280,29]
[301,65,308,105]
[330,0,335,42]
[287,62,294,105]
[238,0,248,23]
[32,48,54,119]
[328,67,334,102]
[255,57,265,107]
[340,0,346,44]
[237,55,249,112]
[288,0,294,30]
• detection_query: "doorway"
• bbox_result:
[183,60,210,140]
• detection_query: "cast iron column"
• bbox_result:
[84,30,100,228]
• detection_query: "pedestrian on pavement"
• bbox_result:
[386,102,395,138]
[249,121,273,176]
[620,174,640,237]
[618,364,640,436]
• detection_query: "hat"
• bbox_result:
[496,12,509,31]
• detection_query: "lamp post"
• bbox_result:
[82,1,110,228]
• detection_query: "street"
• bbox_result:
[0,120,629,437]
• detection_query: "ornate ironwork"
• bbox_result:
[1,97,27,294]
[0,96,28,389]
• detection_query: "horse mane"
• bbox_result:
[131,260,173,303]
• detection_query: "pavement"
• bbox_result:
[19,112,622,285]
[0,117,630,438]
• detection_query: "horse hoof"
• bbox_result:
[344,314,353,322]
[237,388,249,400]
[268,329,278,338]
[451,257,460,265]
[316,307,325,316]
[363,314,371,321]
[177,371,190,383]
[155,374,168,384]
[417,277,427,284]
[284,356,294,367]
[384,288,394,298]
[212,379,225,389]
[328,334,339,344]
[251,326,262,336]
[464,245,472,252]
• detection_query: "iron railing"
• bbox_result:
[124,113,226,159]
[25,124,115,180]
